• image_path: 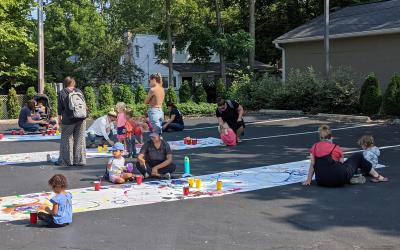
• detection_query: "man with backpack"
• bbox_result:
[56,76,88,166]
[216,97,245,143]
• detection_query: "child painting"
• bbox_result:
[107,142,134,183]
[219,122,237,146]
[38,174,72,227]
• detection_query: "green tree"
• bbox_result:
[360,74,382,115]
[0,0,36,90]
[382,74,400,115]
[26,86,37,101]
[114,84,134,105]
[98,84,114,108]
[193,85,207,103]
[216,79,226,99]
[165,85,178,104]
[44,84,58,117]
[179,81,191,102]
[135,84,146,104]
[84,85,97,114]
[7,87,20,119]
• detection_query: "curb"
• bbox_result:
[0,119,18,125]
[315,113,371,123]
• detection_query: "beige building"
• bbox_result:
[273,0,400,89]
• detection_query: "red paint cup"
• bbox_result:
[183,186,190,196]
[192,139,198,145]
[47,130,51,135]
[94,181,101,191]
[19,130,24,135]
[42,131,46,136]
[0,134,4,140]
[183,138,188,144]
[136,175,143,185]
[30,211,38,224]
[11,130,16,135]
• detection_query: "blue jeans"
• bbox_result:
[20,123,40,132]
[86,131,115,146]
[162,122,184,132]
[148,108,164,134]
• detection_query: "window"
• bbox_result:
[154,43,161,57]
[162,76,177,88]
[135,46,140,58]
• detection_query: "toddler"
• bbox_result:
[107,142,134,183]
[219,122,237,146]
[358,135,380,169]
[125,110,143,158]
[38,174,72,227]
[116,102,127,144]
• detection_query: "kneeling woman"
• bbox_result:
[162,101,184,132]
[303,125,388,187]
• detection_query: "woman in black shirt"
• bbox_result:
[162,101,184,132]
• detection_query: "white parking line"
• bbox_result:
[184,117,308,131]
[344,144,400,154]
[242,123,379,141]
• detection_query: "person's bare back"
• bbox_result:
[146,85,165,108]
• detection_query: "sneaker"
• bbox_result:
[161,173,171,180]
[350,175,366,184]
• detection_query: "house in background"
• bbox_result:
[273,0,400,89]
[131,34,272,89]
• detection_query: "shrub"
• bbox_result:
[44,84,57,117]
[360,74,382,115]
[382,74,400,115]
[135,84,146,104]
[7,87,21,119]
[176,102,216,115]
[215,79,226,99]
[193,85,207,103]
[179,81,191,102]
[0,98,3,118]
[98,84,114,109]
[26,86,37,101]
[84,86,97,115]
[114,84,134,105]
[166,85,178,104]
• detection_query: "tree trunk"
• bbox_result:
[214,0,226,88]
[249,0,255,70]
[166,0,174,88]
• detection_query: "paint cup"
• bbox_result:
[192,139,198,145]
[136,175,143,185]
[30,211,38,224]
[55,130,60,136]
[0,134,4,140]
[126,163,133,173]
[19,129,24,135]
[42,131,46,136]
[11,130,16,135]
[51,130,55,136]
[183,186,190,196]
[195,179,202,188]
[94,181,101,191]
[188,178,194,187]
[47,130,51,135]
[97,146,103,153]
[183,138,188,144]
[103,144,108,152]
[216,180,223,191]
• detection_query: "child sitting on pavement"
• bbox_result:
[38,174,72,228]
[219,122,237,146]
[107,142,134,184]
[358,136,386,182]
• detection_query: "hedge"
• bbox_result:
[98,84,114,108]
[179,81,191,102]
[44,84,58,117]
[84,86,97,115]
[166,85,178,104]
[114,84,134,105]
[26,86,37,101]
[360,74,382,115]
[7,87,21,119]
[382,74,400,115]
[135,84,146,104]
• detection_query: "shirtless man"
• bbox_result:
[145,73,165,134]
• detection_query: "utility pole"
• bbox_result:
[215,0,226,87]
[324,0,330,79]
[38,0,45,94]
[249,0,255,70]
[166,0,174,88]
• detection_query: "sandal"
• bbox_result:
[370,175,389,183]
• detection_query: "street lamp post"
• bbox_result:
[324,0,330,79]
[38,0,45,94]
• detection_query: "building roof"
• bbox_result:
[274,0,400,44]
[162,61,273,74]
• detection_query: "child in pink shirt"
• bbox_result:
[219,123,237,146]
[116,102,127,144]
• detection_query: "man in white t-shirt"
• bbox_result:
[86,111,117,148]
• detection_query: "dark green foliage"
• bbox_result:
[193,85,207,103]
[166,85,178,104]
[359,74,382,115]
[98,84,114,108]
[84,86,97,115]
[7,87,21,119]
[382,74,400,115]
[26,86,37,101]
[44,84,58,117]
[215,79,226,100]
[134,84,146,104]
[114,84,134,105]
[179,81,191,102]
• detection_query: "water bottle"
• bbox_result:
[183,156,191,177]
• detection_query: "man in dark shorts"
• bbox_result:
[216,97,245,142]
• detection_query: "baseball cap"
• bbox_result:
[107,111,117,117]
[111,142,124,151]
